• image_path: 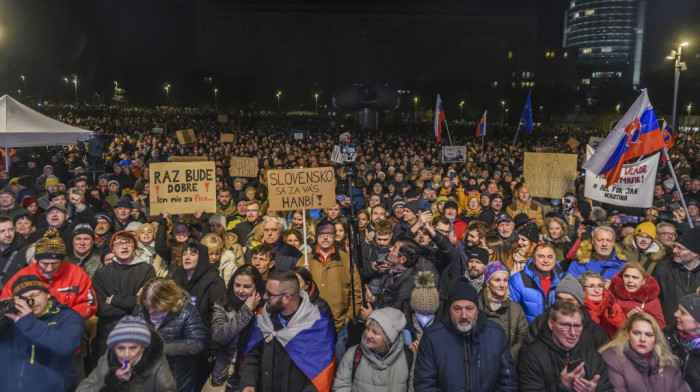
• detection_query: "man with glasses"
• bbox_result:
[232,200,262,248]
[656,222,677,253]
[519,300,612,391]
[244,215,301,270]
[653,227,700,325]
[361,219,394,296]
[91,230,155,367]
[240,270,335,392]
[620,222,666,274]
[0,275,85,391]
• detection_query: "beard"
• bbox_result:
[265,299,284,314]
[453,317,474,333]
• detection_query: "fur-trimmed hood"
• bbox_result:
[609,272,661,302]
[574,238,627,265]
[620,234,665,262]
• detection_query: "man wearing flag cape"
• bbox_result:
[240,269,336,392]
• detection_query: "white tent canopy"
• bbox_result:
[0,94,93,148]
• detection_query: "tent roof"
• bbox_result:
[0,95,94,148]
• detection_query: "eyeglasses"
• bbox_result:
[659,232,677,238]
[551,319,583,332]
[436,229,450,236]
[113,241,134,248]
[38,261,61,269]
[265,290,288,297]
[584,284,604,290]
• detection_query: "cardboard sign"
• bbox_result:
[152,125,165,134]
[171,156,208,162]
[293,130,305,140]
[566,137,580,150]
[217,114,228,123]
[229,157,258,178]
[523,152,578,199]
[221,134,234,143]
[176,129,196,144]
[150,161,216,216]
[441,146,467,163]
[584,145,658,207]
[268,167,336,210]
[589,137,604,150]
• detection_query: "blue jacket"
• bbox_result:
[414,311,518,391]
[0,297,85,391]
[568,248,626,281]
[509,258,565,323]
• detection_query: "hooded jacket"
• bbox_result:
[478,288,528,363]
[665,325,700,391]
[569,238,627,281]
[508,257,565,322]
[244,237,302,271]
[620,235,666,274]
[583,289,626,339]
[413,310,518,391]
[652,259,700,326]
[0,297,85,392]
[601,345,690,392]
[609,273,665,328]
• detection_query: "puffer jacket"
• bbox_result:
[583,289,627,338]
[569,238,627,281]
[505,199,544,229]
[518,320,613,391]
[609,272,665,328]
[652,259,700,326]
[64,247,104,279]
[332,331,415,392]
[508,257,565,322]
[77,329,176,392]
[133,299,206,392]
[619,235,665,274]
[414,311,518,391]
[665,325,700,391]
[478,288,528,363]
[602,346,690,392]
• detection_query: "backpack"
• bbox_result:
[350,344,414,383]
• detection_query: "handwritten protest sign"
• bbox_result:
[221,134,234,143]
[229,157,258,178]
[268,167,336,210]
[171,156,208,162]
[442,146,466,163]
[217,114,228,123]
[584,145,658,207]
[567,137,580,150]
[176,129,196,144]
[523,152,577,199]
[150,162,216,216]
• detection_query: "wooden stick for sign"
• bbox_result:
[303,211,309,266]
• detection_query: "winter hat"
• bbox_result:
[11,275,48,298]
[107,316,151,348]
[115,197,133,209]
[47,203,67,213]
[367,307,406,342]
[514,213,533,229]
[555,274,585,305]
[410,271,440,314]
[677,228,700,255]
[72,223,94,238]
[209,213,226,227]
[34,229,66,261]
[17,175,33,188]
[110,230,138,251]
[447,276,479,306]
[108,180,120,189]
[634,222,656,241]
[444,200,459,212]
[404,188,419,200]
[392,197,405,210]
[518,221,540,243]
[490,193,503,203]
[125,222,141,233]
[484,262,509,283]
[680,294,700,324]
[496,212,513,223]
[468,247,490,265]
[404,200,420,215]
[45,176,60,188]
[95,212,112,226]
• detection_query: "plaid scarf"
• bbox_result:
[94,235,108,250]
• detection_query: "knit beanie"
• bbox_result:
[95,212,112,226]
[634,222,657,241]
[680,294,700,324]
[447,276,479,306]
[444,200,459,212]
[35,229,66,261]
[110,230,138,251]
[484,262,509,283]
[555,274,585,305]
[209,213,226,227]
[45,176,60,188]
[518,221,540,243]
[367,307,406,343]
[125,222,141,233]
[468,247,490,265]
[107,316,151,348]
[12,275,48,297]
[677,228,700,255]
[410,271,440,314]
[72,223,94,238]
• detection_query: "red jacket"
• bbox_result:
[453,217,467,244]
[1,261,97,320]
[584,289,627,338]
[609,273,666,329]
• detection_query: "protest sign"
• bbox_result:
[534,147,555,152]
[441,146,466,163]
[150,161,216,216]
[220,134,234,143]
[567,137,580,150]
[229,157,259,178]
[523,152,577,199]
[152,124,165,134]
[268,167,336,210]
[589,137,604,150]
[171,156,208,162]
[176,129,196,144]
[293,129,306,140]
[217,114,228,123]
[584,145,658,207]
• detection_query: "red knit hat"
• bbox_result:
[110,230,138,251]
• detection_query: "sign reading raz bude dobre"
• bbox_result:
[584,145,658,207]
[442,146,466,163]
[523,152,578,199]
[268,167,336,210]
[150,161,216,216]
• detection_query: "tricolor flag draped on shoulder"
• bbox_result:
[434,94,446,142]
[476,110,486,137]
[582,89,665,187]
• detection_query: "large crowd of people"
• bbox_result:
[1,102,700,391]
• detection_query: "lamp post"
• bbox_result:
[500,100,505,126]
[314,93,319,116]
[276,91,282,114]
[20,75,25,94]
[214,88,218,112]
[459,100,464,121]
[688,102,693,130]
[73,75,78,103]
[164,84,170,106]
[414,97,418,121]
[668,41,689,132]
[616,103,620,115]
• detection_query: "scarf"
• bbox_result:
[678,331,700,351]
[386,264,408,287]
[467,274,485,292]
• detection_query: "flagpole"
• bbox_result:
[444,119,453,146]
[662,146,694,229]
[508,119,523,161]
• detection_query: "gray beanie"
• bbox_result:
[680,294,700,324]
[556,274,585,305]
[367,307,406,342]
[209,213,226,227]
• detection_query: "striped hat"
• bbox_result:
[107,316,151,348]
[34,229,66,260]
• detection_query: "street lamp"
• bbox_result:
[276,91,282,113]
[459,100,464,121]
[667,41,689,132]
[20,75,25,94]
[616,103,620,115]
[214,88,218,112]
[164,84,170,106]
[63,77,69,101]
[314,93,319,116]
[73,75,78,103]
[500,100,506,126]
[688,102,693,130]
[414,97,418,121]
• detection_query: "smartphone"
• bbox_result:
[567,358,583,372]
[619,216,639,224]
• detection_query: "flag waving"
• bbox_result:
[521,90,533,135]
[434,94,446,142]
[582,89,665,187]
[476,110,487,137]
[661,119,675,150]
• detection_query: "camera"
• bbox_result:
[0,298,16,314]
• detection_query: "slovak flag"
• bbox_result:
[434,94,446,142]
[583,89,665,187]
[661,119,675,150]
[476,110,487,137]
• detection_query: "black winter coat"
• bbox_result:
[375,266,417,314]
[244,238,302,271]
[665,324,700,391]
[0,234,25,288]
[652,259,700,326]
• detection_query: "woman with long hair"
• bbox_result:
[505,222,539,273]
[541,216,573,269]
[284,228,311,254]
[484,235,509,264]
[210,265,264,390]
[333,218,350,253]
[201,233,239,287]
[155,212,190,270]
[600,312,689,391]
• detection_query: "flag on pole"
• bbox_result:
[476,110,487,137]
[434,94,446,142]
[582,89,666,187]
[521,90,533,135]
[661,119,675,150]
